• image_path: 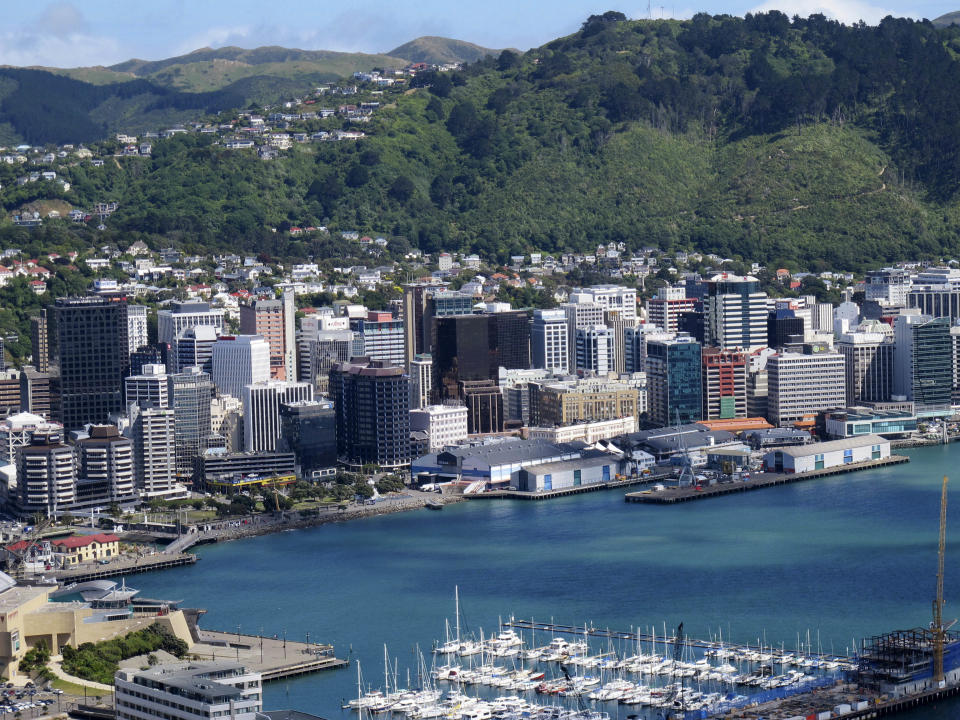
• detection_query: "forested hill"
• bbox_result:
[8,12,960,271]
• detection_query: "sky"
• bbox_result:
[2,0,958,69]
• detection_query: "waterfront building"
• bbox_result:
[126,305,149,355]
[75,425,135,506]
[646,286,697,334]
[824,408,918,439]
[704,273,768,351]
[701,347,747,421]
[409,353,433,410]
[837,330,894,406]
[157,301,225,346]
[168,367,213,477]
[0,412,62,465]
[762,434,890,473]
[409,405,469,451]
[278,399,337,478]
[242,381,313,453]
[531,309,569,374]
[329,359,410,469]
[350,311,405,366]
[517,452,624,492]
[893,312,952,415]
[645,336,702,427]
[197,450,296,490]
[211,335,271,400]
[54,296,129,429]
[16,430,75,515]
[575,325,615,375]
[124,364,169,409]
[115,663,263,720]
[171,325,219,374]
[239,292,296,380]
[766,349,846,427]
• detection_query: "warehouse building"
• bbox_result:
[517,451,625,492]
[762,434,890,473]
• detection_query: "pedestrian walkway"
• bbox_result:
[47,656,114,692]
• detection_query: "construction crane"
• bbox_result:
[932,476,950,685]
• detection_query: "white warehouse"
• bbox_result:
[762,434,890,474]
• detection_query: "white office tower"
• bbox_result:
[127,404,179,499]
[837,325,894,406]
[243,380,314,452]
[76,425,135,503]
[569,285,637,322]
[705,273,768,351]
[767,351,846,427]
[812,302,834,332]
[171,325,220,373]
[157,301,225,345]
[125,363,169,409]
[576,325,616,375]
[210,394,244,452]
[211,335,271,399]
[531,309,569,373]
[281,289,297,382]
[409,405,469,451]
[833,301,860,336]
[646,286,697,334]
[410,353,433,409]
[562,301,604,372]
[126,305,149,353]
[864,267,911,306]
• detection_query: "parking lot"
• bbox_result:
[0,682,69,717]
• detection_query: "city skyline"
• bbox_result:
[3,0,957,69]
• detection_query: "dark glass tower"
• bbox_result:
[54,296,129,429]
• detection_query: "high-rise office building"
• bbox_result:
[576,325,616,375]
[865,267,911,306]
[350,311,405,366]
[239,293,296,380]
[278,399,337,478]
[211,335,271,399]
[531,309,569,373]
[127,305,149,355]
[603,309,631,375]
[767,310,806,349]
[837,331,894,406]
[171,325,219,374]
[409,353,433,410]
[461,380,504,435]
[157,301,225,346]
[705,274,768,351]
[29,312,50,373]
[242,380,313,452]
[569,285,637,323]
[55,296,129,429]
[701,348,747,420]
[645,336,702,427]
[17,430,75,515]
[432,312,531,401]
[894,313,952,414]
[329,359,410,469]
[409,405,469,451]
[125,364,169,409]
[767,349,846,426]
[75,425,135,506]
[419,289,474,358]
[561,301,605,372]
[127,404,178,499]
[19,366,60,420]
[646,286,697,334]
[300,331,356,393]
[168,367,213,476]
[402,282,432,368]
[130,344,165,376]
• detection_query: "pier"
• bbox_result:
[468,476,655,501]
[500,619,854,661]
[624,455,910,504]
[191,630,348,680]
[51,552,197,582]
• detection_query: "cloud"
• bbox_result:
[748,0,911,24]
[0,1,125,68]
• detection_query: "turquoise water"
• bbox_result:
[129,444,960,718]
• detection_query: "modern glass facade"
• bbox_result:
[646,338,702,426]
[911,317,952,412]
[279,400,337,476]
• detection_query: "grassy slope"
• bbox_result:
[387,37,500,64]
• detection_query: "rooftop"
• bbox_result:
[773,434,889,458]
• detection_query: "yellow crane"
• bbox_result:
[933,476,949,685]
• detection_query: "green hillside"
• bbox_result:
[932,11,960,27]
[387,37,500,65]
[6,12,960,272]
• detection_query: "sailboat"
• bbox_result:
[435,586,464,654]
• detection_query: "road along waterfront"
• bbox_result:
[125,444,960,719]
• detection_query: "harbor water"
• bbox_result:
[128,444,960,719]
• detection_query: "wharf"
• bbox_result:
[468,476,655,501]
[49,553,197,582]
[192,630,348,680]
[624,455,910,505]
[501,619,852,661]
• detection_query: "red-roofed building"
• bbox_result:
[51,533,120,565]
[3,540,53,571]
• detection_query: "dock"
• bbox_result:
[624,455,910,505]
[468,476,654,501]
[191,630,348,680]
[50,553,197,582]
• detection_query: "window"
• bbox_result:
[872,444,881,460]
[543,474,552,491]
[573,469,582,487]
[814,454,824,470]
[843,449,853,464]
